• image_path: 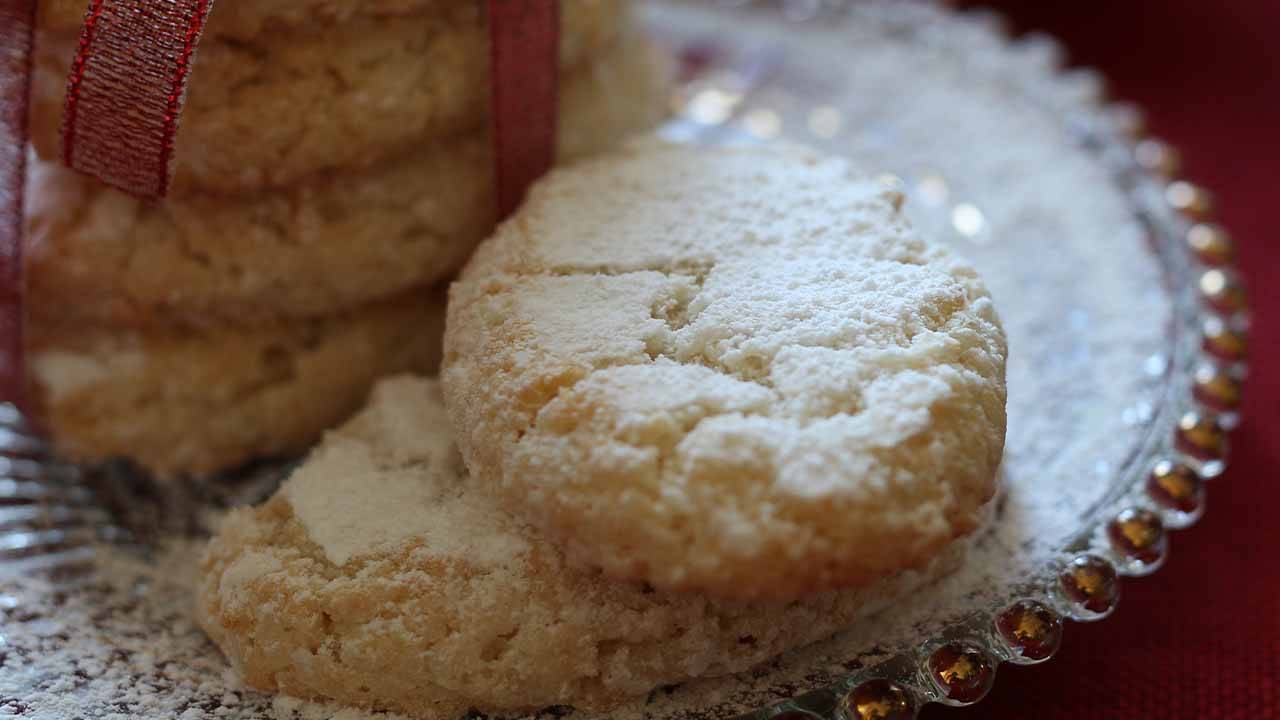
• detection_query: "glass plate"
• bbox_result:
[0,2,1247,718]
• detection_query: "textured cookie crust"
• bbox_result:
[26,38,670,329]
[31,1,628,195]
[29,290,446,479]
[196,377,960,717]
[444,141,1007,600]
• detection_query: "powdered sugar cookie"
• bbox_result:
[443,140,1007,600]
[29,290,446,478]
[196,376,960,717]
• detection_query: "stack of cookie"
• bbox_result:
[22,1,668,477]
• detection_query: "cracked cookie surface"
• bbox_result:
[196,376,958,717]
[443,140,1007,600]
[30,289,446,479]
[32,1,627,195]
[26,37,669,328]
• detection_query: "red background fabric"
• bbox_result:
[929,2,1280,717]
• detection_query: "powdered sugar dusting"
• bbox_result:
[285,442,450,566]
[0,541,263,719]
[0,3,1171,719]
[284,379,531,567]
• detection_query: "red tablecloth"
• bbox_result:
[928,2,1280,717]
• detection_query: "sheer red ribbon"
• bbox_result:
[0,0,559,407]
[62,0,216,198]
[488,0,559,219]
[0,0,35,410]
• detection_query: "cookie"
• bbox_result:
[31,1,629,195]
[196,376,961,717]
[26,38,670,329]
[29,290,446,479]
[443,141,1007,600]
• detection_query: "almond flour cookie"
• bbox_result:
[29,290,446,479]
[26,38,669,329]
[444,141,1007,601]
[197,376,960,717]
[31,1,628,195]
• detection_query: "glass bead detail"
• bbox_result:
[1108,508,1166,566]
[1187,224,1234,266]
[995,600,1062,662]
[1147,460,1203,514]
[1176,412,1227,461]
[1059,555,1120,617]
[927,643,995,705]
[840,679,916,720]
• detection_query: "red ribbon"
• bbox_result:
[0,0,35,410]
[0,0,559,407]
[488,0,560,219]
[62,0,216,198]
